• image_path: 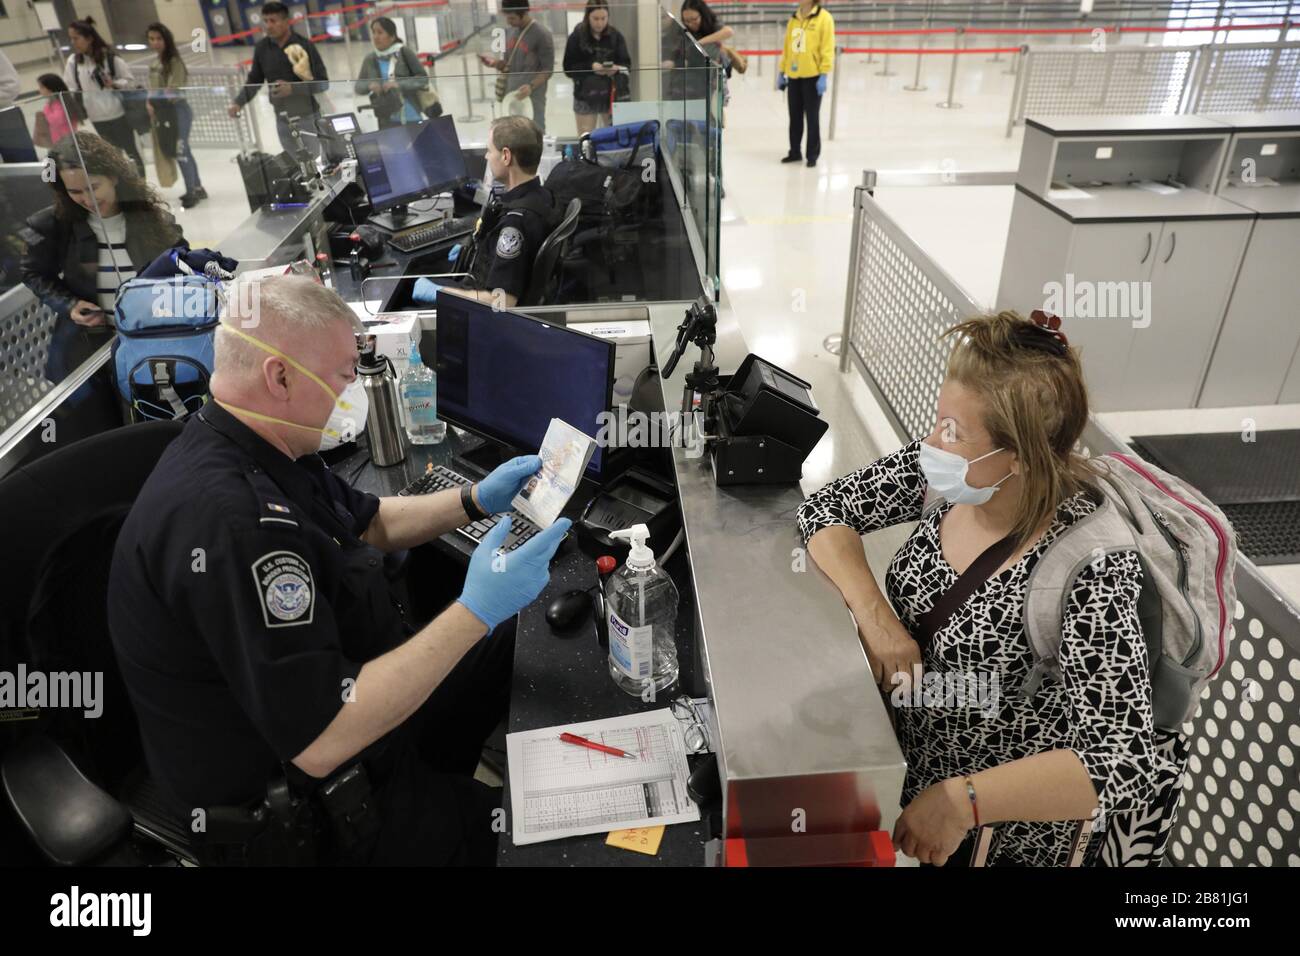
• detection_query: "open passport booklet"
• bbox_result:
[511,419,597,529]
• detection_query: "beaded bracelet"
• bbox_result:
[965,776,980,829]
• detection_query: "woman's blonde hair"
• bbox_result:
[941,310,1098,544]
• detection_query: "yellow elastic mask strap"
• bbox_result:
[220,323,339,404]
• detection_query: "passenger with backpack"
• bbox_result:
[797,310,1236,867]
[63,17,146,178]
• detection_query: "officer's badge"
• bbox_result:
[495,226,524,260]
[252,550,315,628]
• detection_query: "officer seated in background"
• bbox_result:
[107,274,571,865]
[412,115,557,310]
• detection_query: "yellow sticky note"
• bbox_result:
[606,826,665,856]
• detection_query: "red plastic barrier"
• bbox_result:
[346,0,451,32]
[843,46,1022,54]
[965,26,1106,34]
[835,27,957,36]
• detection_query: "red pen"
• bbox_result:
[559,732,637,759]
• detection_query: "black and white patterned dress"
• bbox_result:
[796,439,1189,866]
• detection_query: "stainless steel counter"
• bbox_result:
[644,300,906,865]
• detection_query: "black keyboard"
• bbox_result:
[388,215,477,254]
[399,463,543,552]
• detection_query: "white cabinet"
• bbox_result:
[1197,217,1300,406]
[1129,218,1251,409]
[997,190,1251,411]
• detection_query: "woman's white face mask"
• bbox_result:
[218,325,368,452]
[918,442,1012,506]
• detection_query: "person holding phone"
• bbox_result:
[563,0,631,135]
[20,132,182,386]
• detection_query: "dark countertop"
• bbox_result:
[330,432,713,866]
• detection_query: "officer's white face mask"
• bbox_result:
[218,325,368,452]
[918,441,1013,506]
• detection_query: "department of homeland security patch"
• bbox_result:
[252,551,315,627]
[495,226,524,260]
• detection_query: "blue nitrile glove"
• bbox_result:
[448,242,462,264]
[412,276,443,303]
[816,74,827,95]
[777,73,788,91]
[457,516,573,630]
[474,455,543,514]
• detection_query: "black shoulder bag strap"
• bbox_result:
[914,530,1019,651]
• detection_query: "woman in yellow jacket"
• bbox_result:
[777,0,835,167]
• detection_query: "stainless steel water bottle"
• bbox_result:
[358,342,407,467]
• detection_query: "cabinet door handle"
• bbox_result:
[1140,231,1153,264]
[1162,230,1176,263]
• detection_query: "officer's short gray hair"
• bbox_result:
[215,274,362,375]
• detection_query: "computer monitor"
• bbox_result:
[433,293,616,480]
[353,115,468,229]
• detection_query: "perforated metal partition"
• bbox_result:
[840,177,1300,866]
[127,65,259,150]
[839,183,977,442]
[1192,41,1300,113]
[1009,45,1200,135]
[1008,40,1300,135]
[0,286,57,436]
[1079,418,1300,868]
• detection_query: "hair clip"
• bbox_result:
[1029,309,1069,347]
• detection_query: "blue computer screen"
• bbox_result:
[354,116,467,212]
[434,295,614,477]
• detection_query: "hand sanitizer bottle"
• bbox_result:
[399,348,445,444]
[606,524,679,697]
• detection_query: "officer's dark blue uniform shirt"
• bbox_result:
[108,402,410,813]
[460,176,556,301]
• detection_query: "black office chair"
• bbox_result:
[0,420,195,865]
[520,197,582,307]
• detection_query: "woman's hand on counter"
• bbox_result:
[893,777,974,866]
[854,600,922,691]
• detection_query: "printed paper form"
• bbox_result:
[507,709,700,846]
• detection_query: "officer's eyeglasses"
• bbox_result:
[671,696,710,754]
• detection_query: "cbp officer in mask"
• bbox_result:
[108,275,570,865]
[412,115,557,310]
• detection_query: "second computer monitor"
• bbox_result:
[433,294,615,480]
[354,115,468,213]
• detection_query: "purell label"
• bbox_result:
[608,608,652,680]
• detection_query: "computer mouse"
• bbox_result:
[545,589,592,634]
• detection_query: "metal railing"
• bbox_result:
[838,169,1300,867]
[126,65,262,152]
[1008,32,1299,134]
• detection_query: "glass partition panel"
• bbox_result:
[22,1,722,318]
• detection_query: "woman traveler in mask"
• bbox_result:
[797,311,1188,868]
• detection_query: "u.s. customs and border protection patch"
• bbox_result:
[252,550,315,627]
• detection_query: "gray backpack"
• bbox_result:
[1021,453,1238,732]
